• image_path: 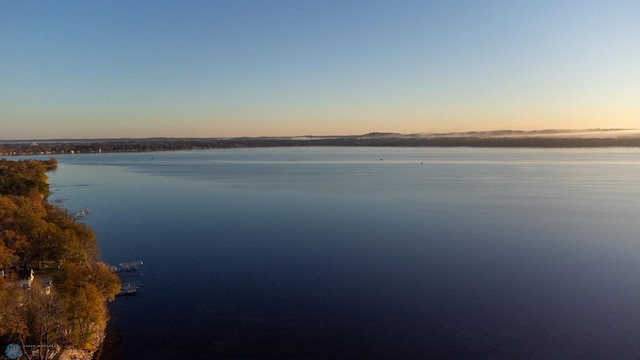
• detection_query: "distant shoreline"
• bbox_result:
[2,130,640,156]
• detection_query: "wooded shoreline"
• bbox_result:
[3,133,640,156]
[0,159,120,359]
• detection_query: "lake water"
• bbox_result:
[39,147,640,359]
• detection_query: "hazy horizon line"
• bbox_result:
[2,128,639,143]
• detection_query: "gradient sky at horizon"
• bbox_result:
[1,1,639,140]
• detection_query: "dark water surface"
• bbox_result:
[42,147,640,359]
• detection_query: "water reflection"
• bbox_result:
[44,148,640,359]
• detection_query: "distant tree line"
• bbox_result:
[3,135,640,156]
[0,159,120,358]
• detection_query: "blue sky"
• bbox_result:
[1,1,639,139]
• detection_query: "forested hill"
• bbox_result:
[0,159,120,358]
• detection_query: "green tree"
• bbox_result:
[0,159,52,198]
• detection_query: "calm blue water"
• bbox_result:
[39,147,640,359]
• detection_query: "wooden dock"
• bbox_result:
[116,283,138,297]
[111,260,144,297]
[112,260,144,273]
